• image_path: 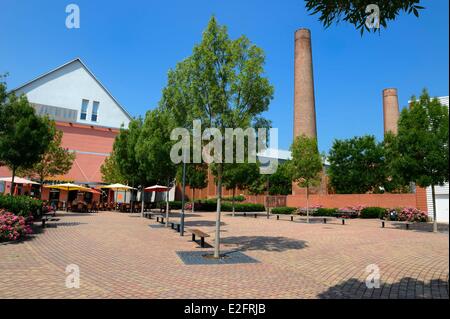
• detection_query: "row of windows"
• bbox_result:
[80,99,99,122]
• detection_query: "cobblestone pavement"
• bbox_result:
[0,211,448,299]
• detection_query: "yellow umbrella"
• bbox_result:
[45,183,86,211]
[101,184,136,208]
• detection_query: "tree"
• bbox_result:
[268,161,292,195]
[305,0,424,35]
[288,135,322,223]
[160,17,274,258]
[136,109,177,220]
[0,80,54,194]
[113,118,143,187]
[100,152,126,184]
[222,163,260,217]
[327,135,387,194]
[386,90,449,233]
[17,125,75,196]
[178,163,208,213]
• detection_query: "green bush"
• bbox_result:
[271,207,297,215]
[315,208,338,217]
[193,200,264,212]
[0,194,43,218]
[360,207,386,219]
[222,195,246,202]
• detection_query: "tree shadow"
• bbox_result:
[220,236,308,252]
[390,222,449,233]
[184,220,227,227]
[45,222,87,228]
[317,277,449,299]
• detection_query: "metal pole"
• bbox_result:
[180,155,187,236]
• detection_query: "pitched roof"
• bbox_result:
[13,58,133,121]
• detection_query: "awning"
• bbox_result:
[0,177,40,185]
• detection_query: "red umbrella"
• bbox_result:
[143,185,171,225]
[144,185,170,192]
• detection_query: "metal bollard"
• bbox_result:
[323,218,327,224]
[382,221,385,228]
[342,219,346,225]
[277,215,280,220]
[291,216,294,222]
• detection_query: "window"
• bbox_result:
[91,101,99,122]
[80,99,89,120]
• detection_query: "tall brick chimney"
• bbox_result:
[294,28,317,139]
[383,88,400,135]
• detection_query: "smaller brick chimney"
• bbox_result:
[383,88,400,135]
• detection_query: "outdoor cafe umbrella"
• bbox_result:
[101,183,136,209]
[0,177,40,185]
[144,185,171,226]
[44,183,87,211]
[0,176,40,195]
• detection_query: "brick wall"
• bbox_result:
[286,193,417,209]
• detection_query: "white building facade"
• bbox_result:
[426,96,449,223]
[14,58,131,129]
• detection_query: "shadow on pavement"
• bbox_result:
[318,277,449,299]
[221,236,308,252]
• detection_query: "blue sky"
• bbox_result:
[1,0,448,152]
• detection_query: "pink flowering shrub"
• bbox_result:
[397,207,428,222]
[0,210,33,242]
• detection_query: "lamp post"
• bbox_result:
[180,152,187,236]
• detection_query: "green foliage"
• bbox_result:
[222,195,246,202]
[101,152,126,184]
[360,207,386,219]
[271,207,297,215]
[289,136,323,190]
[177,163,208,194]
[268,161,292,195]
[136,109,177,186]
[328,135,387,194]
[0,194,43,218]
[113,118,144,186]
[0,80,55,192]
[17,125,75,186]
[160,16,274,257]
[386,90,449,189]
[305,0,425,35]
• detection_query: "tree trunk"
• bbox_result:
[214,164,223,259]
[165,179,170,228]
[192,188,195,214]
[140,186,145,217]
[232,188,236,217]
[10,166,16,196]
[306,184,310,224]
[432,184,437,233]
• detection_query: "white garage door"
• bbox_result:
[435,194,449,223]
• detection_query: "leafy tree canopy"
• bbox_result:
[17,124,75,184]
[305,0,424,35]
[327,135,386,194]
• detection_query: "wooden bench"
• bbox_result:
[169,221,181,232]
[189,229,210,248]
[156,216,165,224]
[275,215,295,222]
[143,212,162,219]
[41,215,60,228]
[381,220,411,230]
[298,216,332,224]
